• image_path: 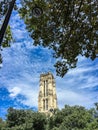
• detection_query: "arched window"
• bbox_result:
[43,100,45,110]
[46,99,48,110]
[46,80,48,96]
[44,81,45,97]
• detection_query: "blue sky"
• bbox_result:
[0,2,98,119]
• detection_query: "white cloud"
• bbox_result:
[8,83,39,107]
[9,87,21,97]
[0,39,56,109]
[57,88,94,109]
[67,64,98,76]
[9,10,29,41]
[80,76,98,89]
[1,42,98,110]
[1,45,98,109]
[55,57,98,109]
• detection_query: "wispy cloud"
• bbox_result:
[1,41,98,110]
[57,88,94,108]
[8,83,38,107]
[0,40,55,109]
[55,57,98,108]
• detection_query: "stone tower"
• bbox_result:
[38,72,57,114]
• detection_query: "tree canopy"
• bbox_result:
[19,0,98,77]
[0,104,98,130]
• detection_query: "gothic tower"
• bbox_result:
[38,72,57,114]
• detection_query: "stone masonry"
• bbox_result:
[38,72,57,115]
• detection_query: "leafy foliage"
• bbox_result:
[19,0,98,77]
[0,118,6,129]
[48,105,95,130]
[0,0,9,20]
[2,25,13,48]
[0,0,98,76]
[6,107,46,130]
[0,0,13,65]
[1,104,98,130]
[0,25,13,65]
[0,0,13,47]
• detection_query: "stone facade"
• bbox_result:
[38,72,57,115]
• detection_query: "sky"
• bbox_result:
[0,1,98,119]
